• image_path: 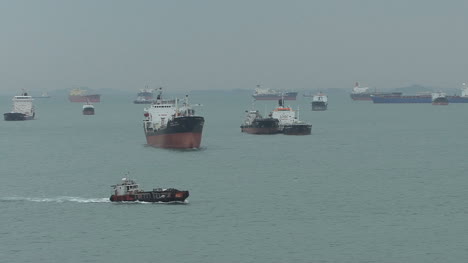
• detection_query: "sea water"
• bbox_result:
[1,91,467,263]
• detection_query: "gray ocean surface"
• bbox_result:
[1,91,467,263]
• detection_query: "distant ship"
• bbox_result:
[32,92,50,99]
[110,178,189,203]
[4,91,35,121]
[432,92,449,105]
[371,83,468,103]
[350,82,402,101]
[134,87,156,104]
[252,85,297,100]
[69,88,101,103]
[240,109,280,134]
[143,89,204,149]
[311,92,328,111]
[271,98,311,135]
[82,101,95,115]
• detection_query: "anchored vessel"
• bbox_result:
[350,82,402,101]
[240,110,280,134]
[311,93,328,111]
[252,85,297,100]
[110,178,189,202]
[4,92,35,121]
[69,88,101,103]
[432,92,449,105]
[271,98,311,135]
[134,87,155,104]
[82,102,95,115]
[372,84,468,103]
[32,92,50,99]
[143,89,204,149]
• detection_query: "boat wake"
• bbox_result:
[1,196,110,203]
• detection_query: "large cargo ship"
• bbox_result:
[69,88,101,103]
[240,110,280,134]
[372,83,468,103]
[143,90,204,149]
[110,178,189,203]
[4,91,35,121]
[252,85,297,100]
[350,82,402,101]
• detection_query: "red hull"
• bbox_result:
[146,132,202,149]
[69,94,101,103]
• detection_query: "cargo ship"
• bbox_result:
[143,89,204,149]
[311,92,328,111]
[432,92,449,105]
[133,87,155,104]
[69,88,101,103]
[110,178,189,203]
[4,91,35,121]
[252,85,297,100]
[271,98,311,135]
[350,82,402,101]
[240,109,280,134]
[372,83,468,103]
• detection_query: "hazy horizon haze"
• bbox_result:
[1,0,468,94]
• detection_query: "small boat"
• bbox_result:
[432,92,449,105]
[110,178,189,203]
[82,101,95,115]
[311,92,328,111]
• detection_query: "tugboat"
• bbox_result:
[143,88,204,149]
[271,97,311,135]
[82,101,95,115]
[311,92,328,111]
[432,92,449,105]
[110,178,189,203]
[4,91,35,121]
[240,109,280,134]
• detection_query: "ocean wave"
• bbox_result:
[0,196,110,203]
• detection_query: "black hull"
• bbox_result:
[241,118,280,134]
[283,124,312,135]
[311,102,327,111]
[4,112,34,121]
[145,116,204,136]
[110,189,189,202]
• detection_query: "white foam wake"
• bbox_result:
[1,196,110,203]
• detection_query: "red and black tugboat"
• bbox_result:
[110,178,189,203]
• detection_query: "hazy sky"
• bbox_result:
[1,0,468,94]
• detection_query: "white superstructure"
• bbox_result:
[143,90,196,132]
[270,100,297,127]
[461,83,468,97]
[351,82,370,94]
[431,92,447,101]
[312,93,328,103]
[10,92,35,118]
